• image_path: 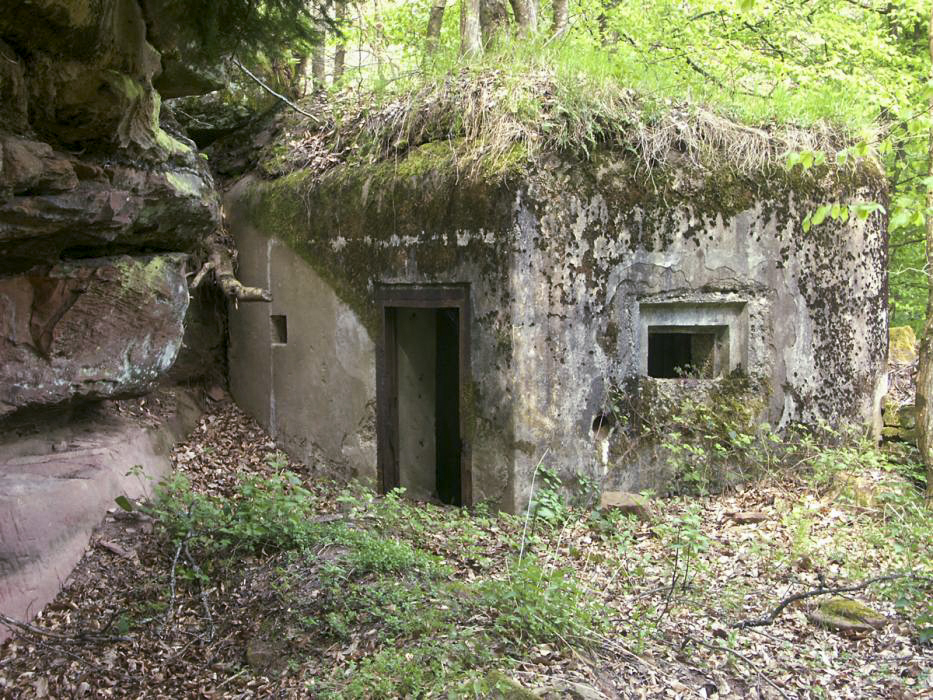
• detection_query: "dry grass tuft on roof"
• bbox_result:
[267,65,866,181]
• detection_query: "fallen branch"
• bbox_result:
[680,634,791,700]
[160,534,189,636]
[0,612,132,643]
[231,57,321,124]
[191,230,272,303]
[731,572,930,629]
[183,541,215,642]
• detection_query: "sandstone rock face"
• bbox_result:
[0,0,225,418]
[0,387,203,642]
[0,255,189,417]
[0,135,219,272]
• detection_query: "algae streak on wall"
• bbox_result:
[226,139,887,512]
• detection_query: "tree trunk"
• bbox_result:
[917,6,933,504]
[511,0,537,35]
[460,0,482,55]
[333,2,347,80]
[311,44,326,91]
[480,0,510,46]
[426,0,447,53]
[552,0,568,35]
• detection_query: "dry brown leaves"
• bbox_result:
[0,399,930,699]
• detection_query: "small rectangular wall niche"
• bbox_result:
[270,314,288,344]
[375,285,472,507]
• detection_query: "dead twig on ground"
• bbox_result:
[183,541,215,642]
[0,613,132,643]
[731,572,930,629]
[679,633,792,700]
[160,534,190,636]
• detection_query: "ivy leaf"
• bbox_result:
[811,204,832,227]
[114,495,134,512]
[737,0,755,10]
[802,212,813,232]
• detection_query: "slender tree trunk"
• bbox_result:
[917,6,933,504]
[333,2,347,80]
[460,0,482,55]
[311,43,326,91]
[480,0,510,46]
[426,0,447,53]
[552,0,568,35]
[511,0,537,35]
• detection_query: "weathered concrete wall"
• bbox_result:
[226,145,887,511]
[226,165,516,503]
[228,211,378,484]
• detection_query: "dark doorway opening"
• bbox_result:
[435,308,461,505]
[648,330,718,378]
[376,286,471,507]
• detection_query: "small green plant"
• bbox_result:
[476,557,608,649]
[530,466,570,526]
[264,450,290,470]
[653,504,711,595]
[782,503,818,568]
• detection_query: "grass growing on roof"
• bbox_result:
[272,38,870,181]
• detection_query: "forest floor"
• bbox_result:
[0,399,930,699]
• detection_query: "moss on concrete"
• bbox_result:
[243,141,521,334]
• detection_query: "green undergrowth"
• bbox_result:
[147,476,608,697]
[142,426,931,696]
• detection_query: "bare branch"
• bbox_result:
[0,612,133,643]
[194,230,272,303]
[731,573,929,629]
[231,58,321,123]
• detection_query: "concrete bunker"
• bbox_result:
[225,139,888,512]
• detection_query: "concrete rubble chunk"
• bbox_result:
[599,491,651,521]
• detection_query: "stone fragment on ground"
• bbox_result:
[808,597,887,636]
[599,491,651,521]
[725,510,768,524]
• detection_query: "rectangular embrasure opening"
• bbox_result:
[648,329,721,378]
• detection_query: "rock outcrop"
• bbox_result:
[0,0,225,417]
[0,254,189,417]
